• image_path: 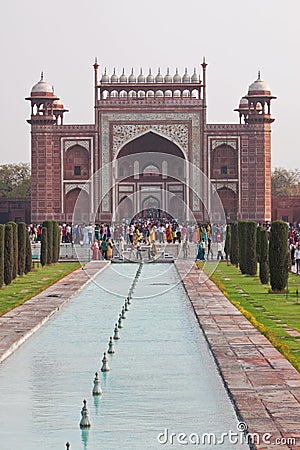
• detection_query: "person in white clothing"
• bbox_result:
[295,245,300,274]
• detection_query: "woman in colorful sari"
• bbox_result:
[166,224,173,243]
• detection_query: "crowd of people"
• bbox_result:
[27,220,227,261]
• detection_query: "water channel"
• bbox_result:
[0,263,249,449]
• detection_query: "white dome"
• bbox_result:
[239,97,249,109]
[248,72,270,94]
[101,68,109,83]
[31,74,53,94]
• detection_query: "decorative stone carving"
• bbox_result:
[65,183,89,194]
[211,139,237,150]
[213,182,237,193]
[112,124,188,155]
[65,140,90,151]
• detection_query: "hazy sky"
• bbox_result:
[0,0,298,169]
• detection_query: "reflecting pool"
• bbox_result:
[0,264,249,449]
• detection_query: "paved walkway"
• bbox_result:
[0,261,109,364]
[176,261,300,450]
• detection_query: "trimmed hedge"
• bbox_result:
[259,227,269,284]
[7,222,18,280]
[230,222,239,266]
[24,229,32,274]
[256,225,264,263]
[52,221,60,263]
[238,221,247,274]
[17,222,27,276]
[4,223,14,285]
[43,221,53,264]
[269,220,289,291]
[40,227,48,267]
[245,221,257,276]
[224,225,231,261]
[0,225,4,287]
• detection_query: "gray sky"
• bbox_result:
[0,0,297,169]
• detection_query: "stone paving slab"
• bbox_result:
[0,261,109,364]
[176,261,300,450]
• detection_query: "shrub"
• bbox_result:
[17,222,27,276]
[224,225,231,261]
[40,227,48,267]
[43,221,53,264]
[238,221,247,274]
[4,223,13,285]
[269,220,289,291]
[245,221,257,276]
[259,227,269,284]
[52,221,60,263]
[0,225,4,287]
[24,229,32,274]
[256,225,264,262]
[230,222,239,266]
[7,221,18,280]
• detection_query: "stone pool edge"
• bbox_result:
[175,261,300,450]
[0,261,110,365]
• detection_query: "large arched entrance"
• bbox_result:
[114,131,187,221]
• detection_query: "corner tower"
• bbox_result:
[235,73,276,222]
[26,74,68,222]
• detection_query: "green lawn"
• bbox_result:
[202,262,300,371]
[0,262,80,316]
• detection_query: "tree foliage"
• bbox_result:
[0,225,4,287]
[24,229,32,274]
[271,167,300,196]
[269,220,289,291]
[245,221,257,276]
[0,163,31,198]
[43,221,53,264]
[4,223,13,285]
[40,227,48,267]
[7,222,18,280]
[230,222,239,266]
[17,222,27,276]
[238,221,247,274]
[224,225,231,261]
[259,228,269,285]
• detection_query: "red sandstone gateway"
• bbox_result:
[26,61,276,224]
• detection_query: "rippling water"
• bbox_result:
[0,264,249,449]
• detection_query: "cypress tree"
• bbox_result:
[17,222,26,276]
[269,220,289,291]
[245,221,257,276]
[224,224,231,262]
[238,221,247,274]
[259,227,269,285]
[24,229,32,274]
[0,225,4,288]
[40,227,48,267]
[43,220,53,264]
[4,223,13,285]
[7,222,18,280]
[256,225,264,263]
[51,221,60,263]
[230,222,239,266]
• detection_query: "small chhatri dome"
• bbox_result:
[239,97,249,109]
[128,68,136,83]
[101,68,109,83]
[182,68,190,83]
[173,68,181,83]
[164,68,172,83]
[191,68,199,83]
[31,72,54,94]
[155,68,163,83]
[248,71,271,95]
[110,68,118,83]
[137,68,145,83]
[119,68,127,83]
[146,68,154,83]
